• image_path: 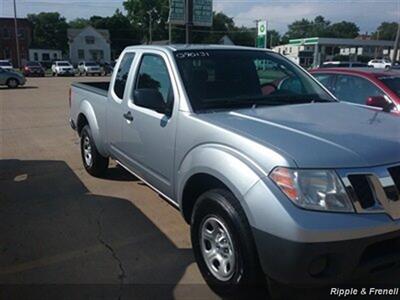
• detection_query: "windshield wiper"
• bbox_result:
[200,93,334,110]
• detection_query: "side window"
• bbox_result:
[313,74,334,92]
[114,52,135,99]
[334,75,385,104]
[135,54,173,105]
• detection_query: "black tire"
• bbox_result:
[191,188,265,297]
[80,125,109,177]
[7,78,19,88]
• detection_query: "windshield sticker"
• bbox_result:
[175,51,210,59]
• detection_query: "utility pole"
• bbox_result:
[147,8,157,44]
[147,10,153,44]
[392,22,400,65]
[13,0,21,68]
[185,0,191,44]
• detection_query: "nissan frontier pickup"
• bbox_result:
[69,45,400,296]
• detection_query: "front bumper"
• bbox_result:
[58,70,75,75]
[242,177,400,285]
[253,227,400,286]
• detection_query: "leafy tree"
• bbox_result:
[68,18,90,29]
[328,21,359,38]
[283,18,313,41]
[123,0,169,43]
[27,12,69,52]
[372,22,398,40]
[311,15,330,36]
[267,30,281,48]
[282,16,359,42]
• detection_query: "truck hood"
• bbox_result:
[198,102,400,168]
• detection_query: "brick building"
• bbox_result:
[0,18,33,67]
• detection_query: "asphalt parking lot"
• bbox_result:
[0,76,220,299]
[1,77,400,300]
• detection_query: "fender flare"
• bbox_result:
[78,100,107,156]
[177,144,269,225]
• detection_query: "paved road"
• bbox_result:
[1,77,399,300]
[0,77,220,300]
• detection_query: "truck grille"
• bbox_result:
[338,164,400,219]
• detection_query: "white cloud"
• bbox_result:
[218,0,399,33]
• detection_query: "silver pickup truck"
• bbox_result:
[70,45,400,296]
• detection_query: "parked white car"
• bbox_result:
[77,61,102,76]
[0,60,13,70]
[51,61,75,76]
[368,59,391,69]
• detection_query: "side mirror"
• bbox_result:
[366,96,395,112]
[134,89,170,115]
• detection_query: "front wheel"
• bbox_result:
[80,125,109,177]
[191,189,264,297]
[7,78,19,88]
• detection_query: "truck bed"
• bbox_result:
[71,82,110,97]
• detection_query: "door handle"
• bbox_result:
[123,111,134,121]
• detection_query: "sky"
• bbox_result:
[0,0,399,34]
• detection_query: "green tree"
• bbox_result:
[282,16,359,42]
[328,21,359,38]
[267,30,281,48]
[372,22,398,40]
[68,18,90,29]
[123,0,169,43]
[27,12,69,52]
[311,15,330,36]
[283,18,313,41]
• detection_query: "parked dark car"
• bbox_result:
[101,61,115,75]
[310,68,400,115]
[23,61,45,77]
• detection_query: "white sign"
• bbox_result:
[258,21,267,36]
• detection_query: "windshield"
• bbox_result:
[380,76,400,97]
[174,50,335,111]
[85,62,97,66]
[0,61,12,66]
[57,62,70,66]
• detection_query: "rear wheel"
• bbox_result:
[7,78,19,88]
[80,125,109,177]
[191,188,265,297]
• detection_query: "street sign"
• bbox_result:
[193,0,213,27]
[169,0,186,25]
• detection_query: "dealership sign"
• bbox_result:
[193,0,213,26]
[169,0,186,25]
[169,0,213,27]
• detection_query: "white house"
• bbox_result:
[29,48,62,63]
[67,26,111,64]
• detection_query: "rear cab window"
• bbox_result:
[113,52,135,100]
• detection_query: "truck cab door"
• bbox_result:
[106,52,136,158]
[120,52,178,199]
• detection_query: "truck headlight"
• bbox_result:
[269,167,354,212]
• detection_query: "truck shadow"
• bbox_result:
[0,159,215,300]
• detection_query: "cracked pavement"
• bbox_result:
[0,77,219,300]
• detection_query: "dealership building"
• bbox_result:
[273,37,398,67]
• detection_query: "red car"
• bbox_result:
[310,68,400,115]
